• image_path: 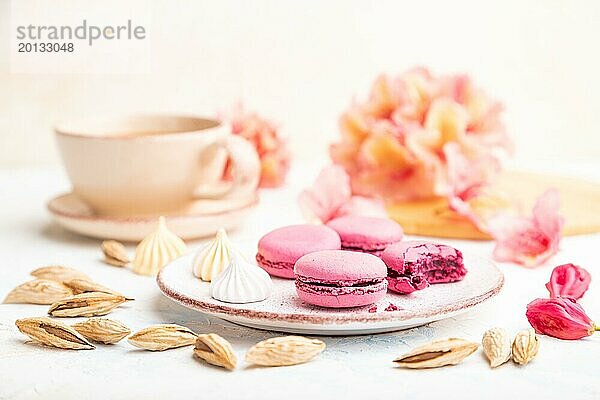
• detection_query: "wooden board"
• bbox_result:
[386,171,600,240]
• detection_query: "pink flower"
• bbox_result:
[330,67,510,201]
[487,189,564,267]
[526,297,598,340]
[225,106,290,188]
[298,165,387,224]
[444,142,504,231]
[444,143,500,227]
[546,263,591,300]
[298,165,350,223]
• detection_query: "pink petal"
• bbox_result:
[446,74,470,104]
[487,190,564,267]
[298,165,351,223]
[404,128,447,195]
[487,215,539,265]
[222,104,290,188]
[335,196,387,219]
[444,142,500,200]
[526,297,594,340]
[545,263,591,300]
[444,142,502,230]
[532,188,564,243]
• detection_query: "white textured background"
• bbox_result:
[1,3,600,398]
[1,0,600,165]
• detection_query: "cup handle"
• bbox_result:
[193,134,260,199]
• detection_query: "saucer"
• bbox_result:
[47,192,259,241]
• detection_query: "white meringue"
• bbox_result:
[210,256,273,303]
[192,228,244,281]
[132,216,187,276]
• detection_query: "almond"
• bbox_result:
[482,327,511,367]
[194,333,237,370]
[245,336,325,367]
[48,292,130,317]
[62,278,131,300]
[30,265,90,283]
[394,338,479,369]
[128,324,197,351]
[512,328,539,365]
[15,317,94,350]
[72,318,131,344]
[3,279,72,304]
[101,240,130,267]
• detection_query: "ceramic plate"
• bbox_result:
[157,253,504,335]
[48,192,258,241]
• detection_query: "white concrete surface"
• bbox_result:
[0,163,598,400]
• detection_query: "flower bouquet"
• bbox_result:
[327,67,524,241]
[330,67,511,202]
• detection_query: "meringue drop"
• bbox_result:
[192,229,245,281]
[210,256,273,303]
[132,217,187,276]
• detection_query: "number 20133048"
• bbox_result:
[18,42,74,52]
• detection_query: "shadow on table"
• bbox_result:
[148,292,289,346]
[146,290,447,353]
[39,222,98,246]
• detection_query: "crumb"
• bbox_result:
[385,303,400,311]
[368,306,377,313]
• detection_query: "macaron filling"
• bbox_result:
[398,244,466,284]
[338,242,388,254]
[422,257,467,283]
[296,276,387,296]
[255,253,293,273]
[386,268,429,294]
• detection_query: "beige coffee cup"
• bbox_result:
[55,115,260,216]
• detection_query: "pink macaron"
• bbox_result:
[256,224,341,279]
[294,250,388,308]
[326,216,403,256]
[382,240,467,294]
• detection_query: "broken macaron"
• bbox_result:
[382,240,467,294]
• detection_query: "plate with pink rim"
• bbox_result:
[157,253,504,335]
